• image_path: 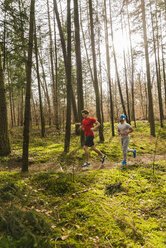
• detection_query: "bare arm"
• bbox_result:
[124,126,133,135]
[91,120,100,131]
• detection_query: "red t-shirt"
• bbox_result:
[82,117,96,136]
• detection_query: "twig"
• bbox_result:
[106,237,114,248]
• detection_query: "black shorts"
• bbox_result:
[85,135,94,147]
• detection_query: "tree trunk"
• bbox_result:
[89,0,104,142]
[53,0,78,124]
[34,20,45,137]
[141,0,155,136]
[64,0,72,152]
[109,0,128,123]
[73,0,85,145]
[154,2,164,126]
[53,11,60,130]
[47,0,57,126]
[0,48,11,156]
[22,0,35,172]
[104,0,114,136]
[39,52,52,126]
[126,2,135,126]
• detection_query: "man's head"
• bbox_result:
[81,109,89,118]
[120,114,126,123]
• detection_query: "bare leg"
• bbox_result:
[84,145,89,162]
[91,146,104,157]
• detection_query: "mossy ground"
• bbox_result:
[0,121,165,247]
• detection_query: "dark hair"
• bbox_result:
[81,109,89,114]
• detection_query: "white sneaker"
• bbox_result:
[82,162,90,167]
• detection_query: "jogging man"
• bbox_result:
[117,114,136,165]
[80,110,106,167]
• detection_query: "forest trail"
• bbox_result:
[79,153,166,172]
[2,153,165,173]
[26,153,166,173]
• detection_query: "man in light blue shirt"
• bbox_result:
[117,114,136,165]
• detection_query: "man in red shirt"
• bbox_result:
[80,110,106,167]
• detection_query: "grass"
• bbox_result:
[0,121,165,247]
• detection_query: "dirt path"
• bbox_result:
[1,154,165,173]
[29,153,166,173]
[79,153,166,172]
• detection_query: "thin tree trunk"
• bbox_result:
[138,73,145,119]
[0,48,11,156]
[97,0,104,124]
[154,1,164,127]
[34,20,45,137]
[22,0,35,172]
[109,0,128,123]
[47,0,57,126]
[53,0,78,125]
[74,0,85,145]
[104,0,114,136]
[141,0,155,136]
[39,52,52,126]
[20,87,24,126]
[64,0,72,152]
[53,10,60,130]
[89,0,104,142]
[126,2,136,126]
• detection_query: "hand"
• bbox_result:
[90,127,95,131]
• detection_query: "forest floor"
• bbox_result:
[0,121,166,248]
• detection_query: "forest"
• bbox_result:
[0,0,166,247]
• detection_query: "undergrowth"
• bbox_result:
[0,121,165,247]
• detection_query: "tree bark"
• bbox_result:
[0,48,11,156]
[34,20,45,137]
[141,0,155,136]
[89,0,104,142]
[104,0,114,136]
[109,0,128,123]
[22,0,35,172]
[64,0,72,152]
[74,0,85,145]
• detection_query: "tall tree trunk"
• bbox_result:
[141,0,155,136]
[47,0,57,126]
[126,2,136,126]
[109,0,128,123]
[74,0,85,145]
[3,12,6,70]
[97,0,104,124]
[22,0,35,172]
[39,52,52,126]
[53,11,60,130]
[104,0,114,136]
[20,87,24,126]
[53,0,78,124]
[34,20,45,137]
[161,43,166,116]
[64,0,72,152]
[0,48,11,156]
[89,0,104,142]
[155,2,164,127]
[138,74,145,119]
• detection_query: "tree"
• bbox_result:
[73,0,84,145]
[104,0,114,136]
[89,0,104,142]
[64,0,72,152]
[34,20,45,137]
[141,0,155,136]
[22,0,35,172]
[0,48,11,156]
